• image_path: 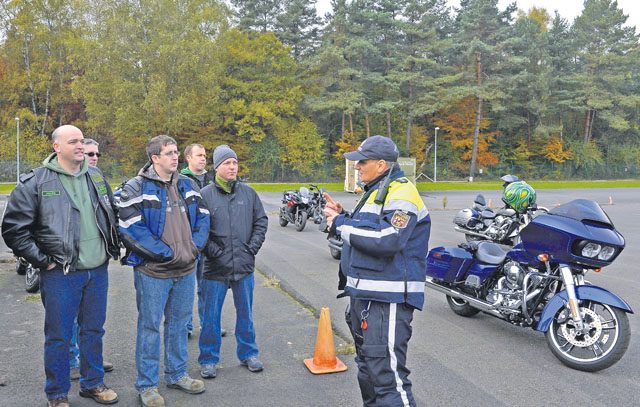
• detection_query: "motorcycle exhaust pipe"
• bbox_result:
[328,242,343,251]
[453,226,487,239]
[425,278,504,319]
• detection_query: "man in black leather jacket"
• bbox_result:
[197,145,268,379]
[1,125,120,407]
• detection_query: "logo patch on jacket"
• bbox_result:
[42,190,60,197]
[390,210,410,229]
[97,183,108,195]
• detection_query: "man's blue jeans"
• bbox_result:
[186,256,204,332]
[198,273,259,366]
[134,270,195,392]
[40,263,109,400]
[69,318,80,369]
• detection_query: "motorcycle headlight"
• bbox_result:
[597,246,616,261]
[581,242,601,258]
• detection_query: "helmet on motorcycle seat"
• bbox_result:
[502,181,536,213]
[500,174,520,188]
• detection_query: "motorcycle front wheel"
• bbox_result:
[330,247,341,260]
[25,264,40,293]
[279,208,289,227]
[545,301,630,372]
[295,211,308,232]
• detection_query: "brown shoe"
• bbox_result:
[79,384,119,404]
[47,397,69,407]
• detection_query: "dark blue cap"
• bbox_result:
[344,135,399,162]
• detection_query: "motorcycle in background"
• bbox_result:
[279,187,312,231]
[279,184,329,232]
[454,178,547,246]
[426,199,631,372]
[453,194,548,245]
[308,184,327,225]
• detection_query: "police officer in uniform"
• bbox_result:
[324,135,431,407]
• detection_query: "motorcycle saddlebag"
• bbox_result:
[426,247,474,283]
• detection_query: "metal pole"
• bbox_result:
[15,117,20,185]
[434,127,439,182]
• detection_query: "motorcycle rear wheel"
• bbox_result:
[25,264,40,293]
[446,295,481,317]
[545,302,630,372]
[295,211,308,232]
[279,214,288,227]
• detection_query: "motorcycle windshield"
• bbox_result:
[299,187,310,198]
[548,199,613,226]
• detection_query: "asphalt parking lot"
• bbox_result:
[1,187,639,406]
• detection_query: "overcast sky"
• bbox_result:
[315,0,640,30]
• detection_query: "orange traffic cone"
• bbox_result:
[304,307,348,375]
[487,199,493,208]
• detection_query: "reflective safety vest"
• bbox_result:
[335,169,431,310]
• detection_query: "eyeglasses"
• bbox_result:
[85,152,101,158]
[159,151,180,157]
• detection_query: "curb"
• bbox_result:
[255,258,353,344]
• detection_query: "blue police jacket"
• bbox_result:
[334,167,431,310]
[117,163,210,267]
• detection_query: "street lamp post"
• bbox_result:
[15,117,20,185]
[434,127,439,182]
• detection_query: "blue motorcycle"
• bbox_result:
[426,199,632,371]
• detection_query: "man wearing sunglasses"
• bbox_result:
[83,139,102,167]
[117,135,210,406]
[65,138,114,382]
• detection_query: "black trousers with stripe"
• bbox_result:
[348,299,416,407]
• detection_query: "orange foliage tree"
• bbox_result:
[434,97,499,175]
[543,137,573,164]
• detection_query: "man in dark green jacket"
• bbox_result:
[180,143,214,190]
[180,143,213,337]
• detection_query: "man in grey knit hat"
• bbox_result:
[198,144,268,379]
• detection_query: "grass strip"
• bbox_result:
[1,179,638,195]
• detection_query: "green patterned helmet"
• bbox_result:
[502,181,536,213]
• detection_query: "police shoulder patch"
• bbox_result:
[390,210,410,229]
